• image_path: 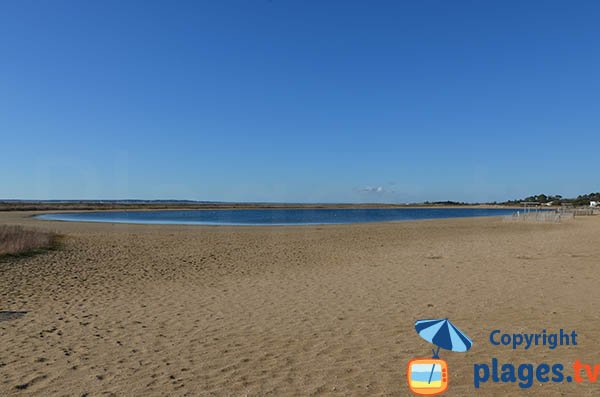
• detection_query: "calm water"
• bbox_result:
[37,208,518,226]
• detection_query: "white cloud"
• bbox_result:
[359,186,386,194]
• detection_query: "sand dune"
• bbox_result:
[1,211,600,396]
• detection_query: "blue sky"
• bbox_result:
[1,1,599,203]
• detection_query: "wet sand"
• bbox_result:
[1,211,599,396]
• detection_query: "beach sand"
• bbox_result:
[1,211,599,396]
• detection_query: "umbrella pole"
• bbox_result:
[427,347,441,384]
[427,363,436,384]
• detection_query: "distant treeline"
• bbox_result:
[422,200,472,206]
[497,192,600,206]
[418,192,600,207]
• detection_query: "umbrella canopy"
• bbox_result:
[415,318,472,353]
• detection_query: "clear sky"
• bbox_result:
[1,1,599,203]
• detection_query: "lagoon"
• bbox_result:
[37,208,518,226]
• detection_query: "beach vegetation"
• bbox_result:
[0,225,60,258]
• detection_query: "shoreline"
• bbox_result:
[5,209,518,230]
[28,207,521,228]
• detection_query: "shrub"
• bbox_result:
[0,225,58,256]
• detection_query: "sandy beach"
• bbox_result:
[1,212,600,396]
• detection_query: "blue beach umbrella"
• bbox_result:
[415,318,472,356]
[414,318,472,384]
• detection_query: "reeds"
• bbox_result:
[0,225,58,256]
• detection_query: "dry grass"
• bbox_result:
[0,225,58,257]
